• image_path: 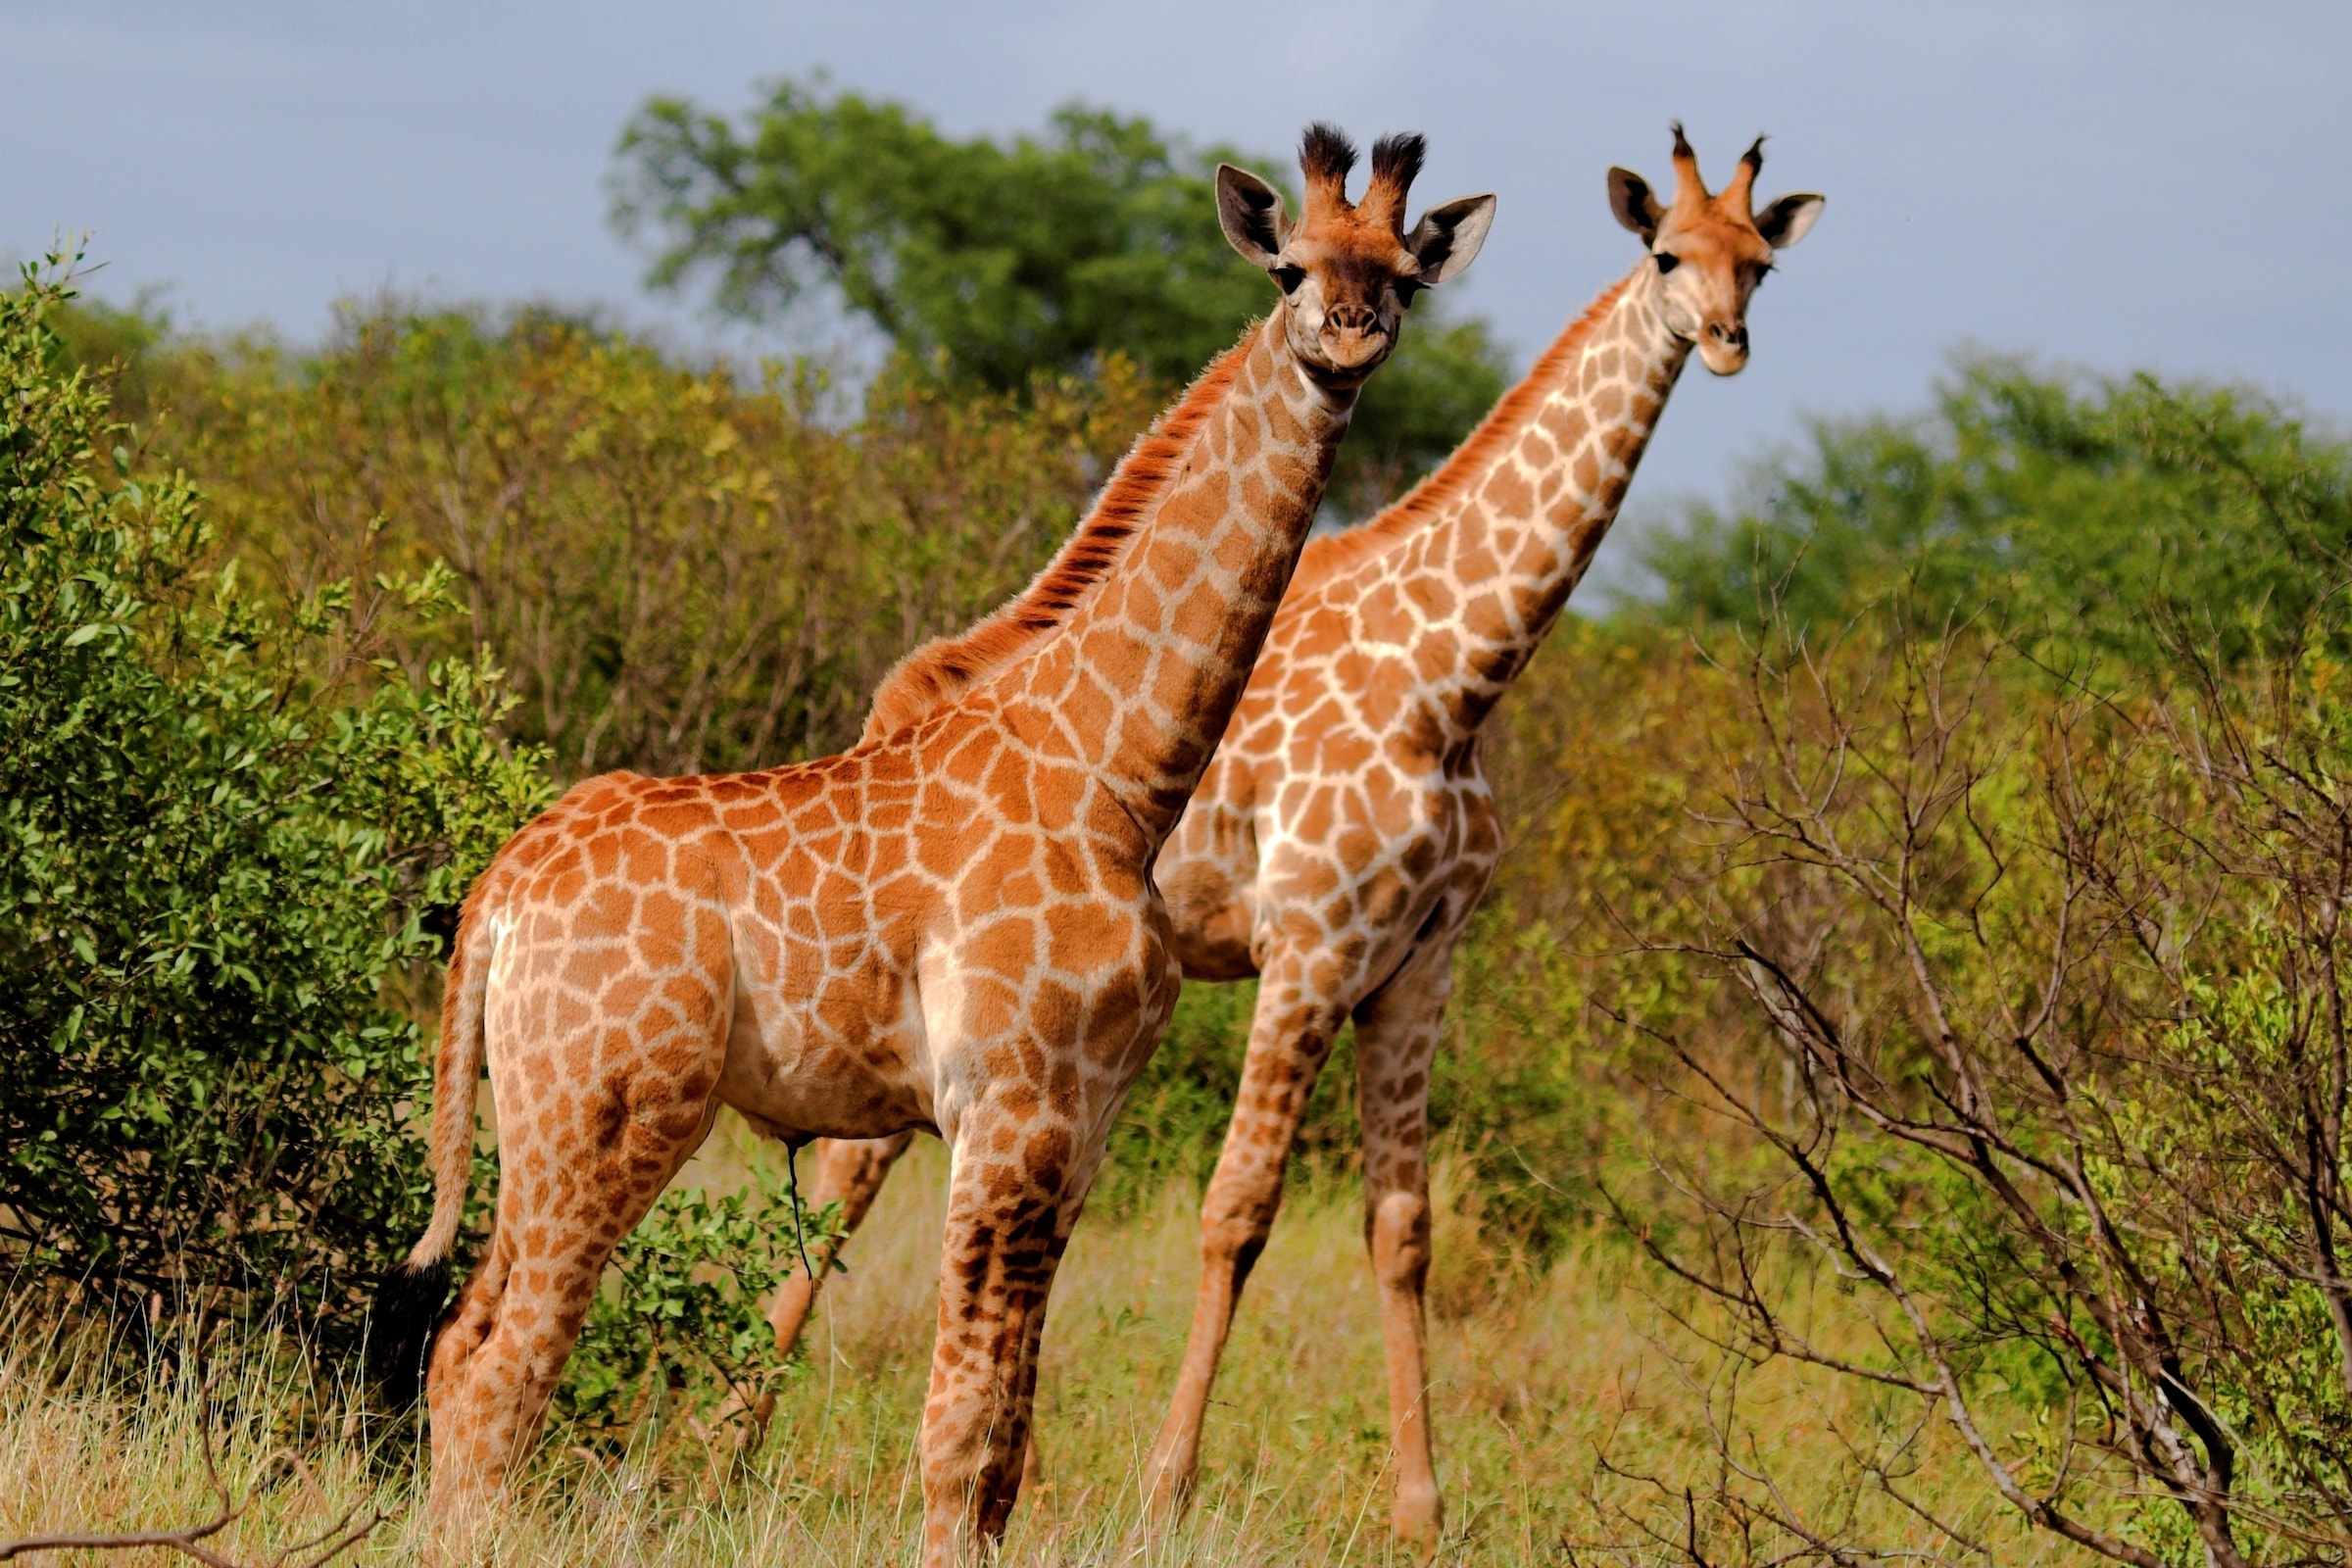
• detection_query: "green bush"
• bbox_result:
[558,1182,841,1450]
[151,303,1174,777]
[0,261,552,1334]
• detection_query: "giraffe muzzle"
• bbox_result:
[1319,306,1391,372]
[1699,319,1750,375]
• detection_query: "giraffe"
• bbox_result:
[368,123,1494,1566]
[764,125,1823,1548]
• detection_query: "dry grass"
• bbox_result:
[0,1120,2086,1566]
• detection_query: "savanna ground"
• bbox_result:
[3,1123,2070,1566]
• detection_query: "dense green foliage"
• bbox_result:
[135,303,1173,776]
[0,267,551,1328]
[611,76,1510,518]
[1644,356,2352,670]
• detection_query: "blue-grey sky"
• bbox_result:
[7,0,2347,576]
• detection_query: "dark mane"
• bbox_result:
[858,330,1258,746]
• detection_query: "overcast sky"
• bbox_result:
[7,1,2347,578]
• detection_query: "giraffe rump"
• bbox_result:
[859,334,1253,745]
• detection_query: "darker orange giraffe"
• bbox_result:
[368,123,1494,1566]
[771,126,1823,1550]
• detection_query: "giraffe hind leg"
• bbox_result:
[423,1021,724,1528]
[1351,935,1459,1552]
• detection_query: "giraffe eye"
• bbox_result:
[1396,277,1426,308]
[1654,251,1681,274]
[1273,265,1305,294]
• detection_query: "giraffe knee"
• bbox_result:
[1200,1207,1270,1279]
[1369,1190,1432,1291]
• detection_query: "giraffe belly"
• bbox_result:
[1161,854,1258,980]
[1159,787,1262,980]
[714,954,937,1142]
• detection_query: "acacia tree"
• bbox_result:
[1601,609,2352,1567]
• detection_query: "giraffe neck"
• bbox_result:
[989,312,1354,844]
[1387,259,1691,734]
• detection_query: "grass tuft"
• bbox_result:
[2,1132,2073,1565]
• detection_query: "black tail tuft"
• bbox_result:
[368,1258,453,1409]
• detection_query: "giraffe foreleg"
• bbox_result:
[918,1102,1084,1566]
[1143,952,1350,1519]
[1351,931,1460,1553]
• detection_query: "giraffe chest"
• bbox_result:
[1158,690,1497,991]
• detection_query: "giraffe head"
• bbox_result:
[1608,123,1824,375]
[1216,123,1495,391]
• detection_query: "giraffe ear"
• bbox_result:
[1216,164,1291,270]
[1755,192,1826,250]
[1608,167,1663,244]
[1403,193,1496,285]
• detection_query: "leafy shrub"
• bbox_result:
[151,304,1171,776]
[0,261,552,1333]
[558,1181,841,1451]
[1594,607,2352,1565]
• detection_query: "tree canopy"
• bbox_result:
[1642,357,2352,671]
[612,84,1270,390]
[610,77,1510,516]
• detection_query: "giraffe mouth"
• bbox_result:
[1314,321,1393,379]
[1697,335,1751,376]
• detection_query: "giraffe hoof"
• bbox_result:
[1393,1484,1444,1557]
[1140,1453,1195,1523]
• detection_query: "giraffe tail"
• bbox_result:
[368,894,493,1407]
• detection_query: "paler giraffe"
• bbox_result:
[368,122,1494,1566]
[768,125,1823,1548]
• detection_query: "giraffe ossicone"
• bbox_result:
[774,125,1825,1553]
[367,121,1493,1568]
